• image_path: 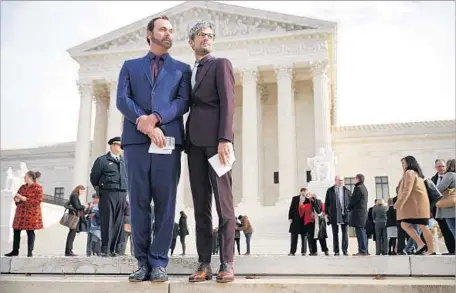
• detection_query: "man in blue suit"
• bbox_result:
[116,15,191,282]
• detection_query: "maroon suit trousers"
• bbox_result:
[187,144,236,264]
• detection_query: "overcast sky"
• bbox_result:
[1,1,454,149]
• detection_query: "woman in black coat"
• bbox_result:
[64,185,87,256]
[178,211,189,256]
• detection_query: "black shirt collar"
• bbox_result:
[147,51,169,61]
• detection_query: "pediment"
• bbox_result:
[68,1,336,55]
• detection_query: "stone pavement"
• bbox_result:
[2,255,454,293]
[1,275,455,293]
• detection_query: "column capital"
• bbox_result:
[274,64,294,81]
[310,61,329,76]
[239,67,258,84]
[76,80,93,96]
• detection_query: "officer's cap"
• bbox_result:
[108,136,121,146]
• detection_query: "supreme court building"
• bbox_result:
[2,1,455,210]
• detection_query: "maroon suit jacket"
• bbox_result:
[186,55,235,148]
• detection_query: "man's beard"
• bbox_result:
[196,47,211,55]
[151,36,172,49]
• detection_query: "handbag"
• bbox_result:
[436,188,456,208]
[59,209,80,230]
[424,178,442,209]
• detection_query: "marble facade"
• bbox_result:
[1,1,455,223]
[65,1,338,207]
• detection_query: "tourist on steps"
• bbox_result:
[386,198,398,255]
[178,211,189,256]
[238,215,254,255]
[288,188,308,256]
[431,159,455,254]
[64,185,88,257]
[86,193,101,256]
[372,199,389,255]
[298,193,324,256]
[394,156,435,255]
[348,174,369,256]
[5,171,43,258]
[324,178,351,256]
[435,159,456,239]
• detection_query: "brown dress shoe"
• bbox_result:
[189,262,213,282]
[216,262,234,283]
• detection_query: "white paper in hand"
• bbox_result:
[148,137,175,154]
[208,149,236,177]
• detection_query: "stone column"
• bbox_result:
[312,62,332,153]
[275,65,297,201]
[257,85,265,204]
[106,79,123,151]
[92,97,108,161]
[240,68,260,207]
[73,80,94,190]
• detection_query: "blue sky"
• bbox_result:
[1,1,454,149]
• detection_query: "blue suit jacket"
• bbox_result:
[116,53,191,147]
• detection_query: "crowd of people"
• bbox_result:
[287,157,455,257]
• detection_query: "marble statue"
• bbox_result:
[307,148,337,183]
[8,162,29,195]
[3,168,14,191]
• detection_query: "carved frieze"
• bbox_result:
[248,38,327,57]
[86,8,315,52]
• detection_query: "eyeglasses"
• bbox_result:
[197,32,215,40]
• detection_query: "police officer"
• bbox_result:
[90,136,128,257]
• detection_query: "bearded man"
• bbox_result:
[116,15,191,282]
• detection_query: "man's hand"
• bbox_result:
[137,114,159,134]
[148,127,166,148]
[14,196,20,203]
[217,141,232,166]
[289,219,292,224]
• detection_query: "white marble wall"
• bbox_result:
[334,136,456,207]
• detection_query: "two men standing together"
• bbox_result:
[116,16,236,283]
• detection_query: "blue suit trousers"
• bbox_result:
[123,143,181,268]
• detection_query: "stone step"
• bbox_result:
[1,255,454,276]
[0,275,454,293]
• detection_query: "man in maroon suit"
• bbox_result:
[186,20,236,283]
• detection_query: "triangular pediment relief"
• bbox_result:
[69,1,335,55]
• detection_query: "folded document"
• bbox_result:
[148,137,175,154]
[208,150,236,177]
